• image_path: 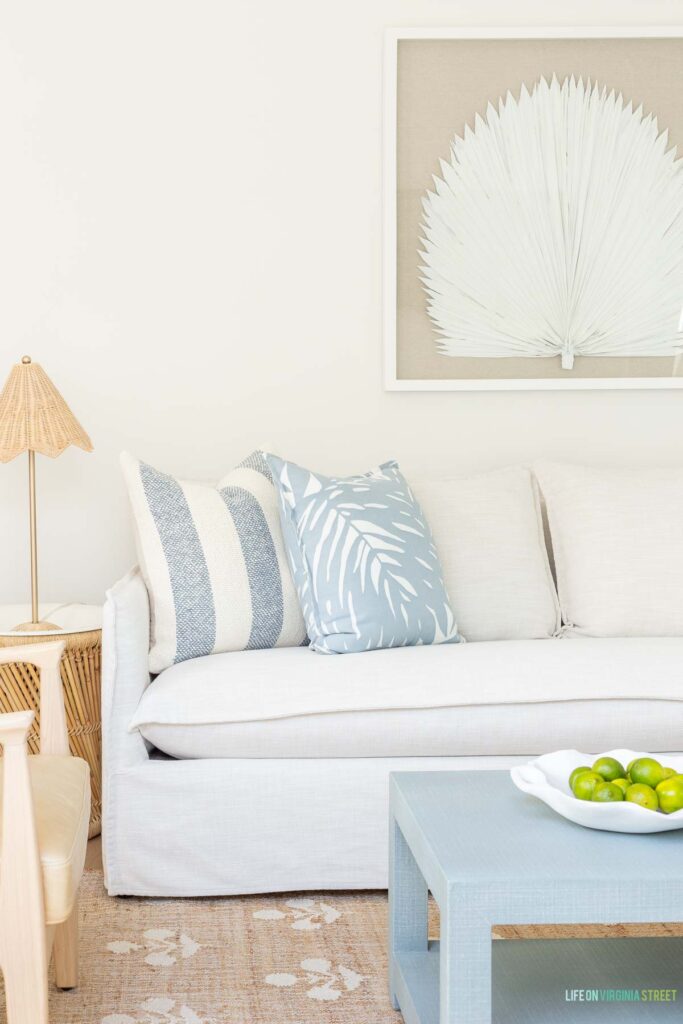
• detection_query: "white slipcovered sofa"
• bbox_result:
[102,569,683,896]
[102,463,683,896]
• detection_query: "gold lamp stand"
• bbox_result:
[14,448,60,631]
[0,355,93,632]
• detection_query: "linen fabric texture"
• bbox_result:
[104,571,683,897]
[120,450,306,672]
[130,638,683,760]
[411,467,560,641]
[535,461,683,637]
[265,455,461,654]
[101,569,485,897]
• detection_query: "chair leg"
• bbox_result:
[3,929,50,1024]
[54,903,79,990]
[0,716,51,1024]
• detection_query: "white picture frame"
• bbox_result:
[383,26,683,391]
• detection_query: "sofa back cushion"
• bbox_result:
[266,454,461,654]
[411,468,560,641]
[120,450,307,672]
[535,461,683,636]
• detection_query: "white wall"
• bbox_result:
[2,0,683,605]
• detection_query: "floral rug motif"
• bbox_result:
[0,870,677,1022]
[0,871,404,1024]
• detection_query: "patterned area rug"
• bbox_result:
[5,871,682,1023]
[14,871,410,1024]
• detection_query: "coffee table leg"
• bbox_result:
[389,816,428,1010]
[441,901,491,1024]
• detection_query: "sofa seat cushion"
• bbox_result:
[130,639,683,759]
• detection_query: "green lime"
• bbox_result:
[612,778,630,795]
[573,772,604,801]
[626,758,639,775]
[591,782,624,803]
[629,758,666,789]
[655,776,683,814]
[592,756,626,782]
[660,767,677,780]
[569,766,592,790]
[625,783,659,812]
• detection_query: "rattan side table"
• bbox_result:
[0,603,102,837]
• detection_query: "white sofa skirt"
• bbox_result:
[104,752,528,896]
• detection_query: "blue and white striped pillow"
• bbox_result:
[121,450,307,672]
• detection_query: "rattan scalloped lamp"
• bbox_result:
[0,356,93,630]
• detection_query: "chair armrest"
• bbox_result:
[0,708,35,749]
[0,707,47,968]
[102,568,152,773]
[0,641,68,755]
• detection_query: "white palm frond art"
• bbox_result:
[420,75,683,369]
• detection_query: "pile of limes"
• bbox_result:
[568,757,683,813]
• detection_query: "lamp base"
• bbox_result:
[12,620,62,633]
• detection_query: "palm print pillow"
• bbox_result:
[265,454,461,654]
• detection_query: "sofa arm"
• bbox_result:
[102,568,152,774]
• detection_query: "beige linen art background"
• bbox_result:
[396,37,683,382]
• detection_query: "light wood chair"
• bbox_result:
[0,640,90,1023]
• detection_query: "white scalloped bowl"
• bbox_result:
[511,749,683,833]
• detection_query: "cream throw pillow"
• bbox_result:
[412,467,559,641]
[535,461,683,636]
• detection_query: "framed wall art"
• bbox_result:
[384,27,683,390]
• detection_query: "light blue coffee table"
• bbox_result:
[389,771,683,1024]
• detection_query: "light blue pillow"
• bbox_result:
[266,455,461,654]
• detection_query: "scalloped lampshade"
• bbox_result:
[0,356,93,630]
[0,356,92,463]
